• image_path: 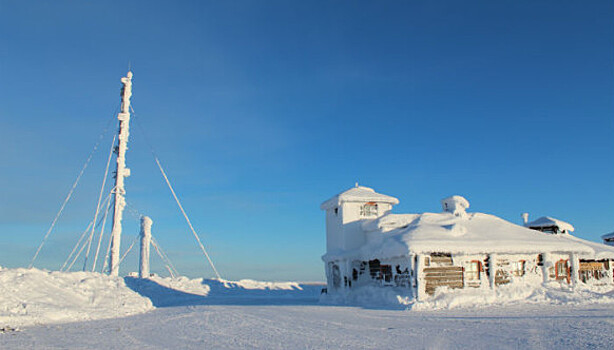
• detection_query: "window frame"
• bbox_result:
[465,260,481,281]
[360,201,379,217]
[512,260,526,277]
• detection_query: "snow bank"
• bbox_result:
[0,268,323,327]
[321,282,614,310]
[219,279,302,290]
[146,275,211,296]
[0,268,153,327]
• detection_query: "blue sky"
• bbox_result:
[0,1,613,281]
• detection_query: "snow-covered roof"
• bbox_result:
[525,216,575,233]
[601,232,614,240]
[325,211,594,261]
[320,185,399,210]
[560,235,614,260]
[361,214,419,233]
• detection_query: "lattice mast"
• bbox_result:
[109,71,133,276]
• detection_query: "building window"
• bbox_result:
[381,265,393,283]
[466,260,481,281]
[512,260,526,277]
[334,207,338,216]
[360,202,378,217]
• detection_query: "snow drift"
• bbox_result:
[321,281,614,310]
[124,275,322,307]
[0,268,154,327]
[0,268,322,327]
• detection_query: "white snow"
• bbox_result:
[0,268,321,328]
[322,279,614,310]
[2,302,614,349]
[1,268,614,348]
[441,195,470,217]
[361,213,419,233]
[0,268,153,327]
[330,212,593,261]
[560,234,614,260]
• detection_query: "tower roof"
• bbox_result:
[320,185,399,210]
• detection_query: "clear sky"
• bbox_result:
[1,1,613,281]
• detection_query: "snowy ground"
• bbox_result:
[2,268,614,349]
[2,303,614,349]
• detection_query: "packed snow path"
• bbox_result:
[2,303,614,349]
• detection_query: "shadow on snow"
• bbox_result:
[124,277,323,308]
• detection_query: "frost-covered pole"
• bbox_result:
[139,216,152,278]
[415,254,426,301]
[341,260,348,290]
[569,253,580,286]
[409,254,416,289]
[541,253,551,284]
[109,71,133,276]
[488,254,497,289]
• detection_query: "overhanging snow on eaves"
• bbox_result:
[320,186,399,210]
[323,212,599,262]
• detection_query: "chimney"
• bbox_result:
[521,213,529,226]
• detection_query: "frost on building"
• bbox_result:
[321,185,614,300]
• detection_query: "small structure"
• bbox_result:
[321,185,614,300]
[602,232,614,246]
[525,216,574,234]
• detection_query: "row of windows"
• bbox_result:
[465,260,526,281]
[333,202,380,217]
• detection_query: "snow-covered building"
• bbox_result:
[321,185,614,300]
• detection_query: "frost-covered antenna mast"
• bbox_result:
[108,71,133,276]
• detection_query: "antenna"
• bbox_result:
[521,213,529,226]
[108,71,133,276]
